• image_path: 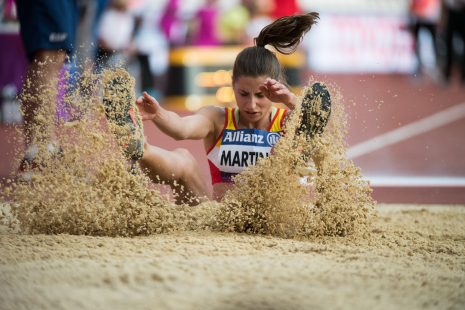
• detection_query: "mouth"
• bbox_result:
[244,111,260,117]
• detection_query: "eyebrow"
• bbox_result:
[238,89,263,95]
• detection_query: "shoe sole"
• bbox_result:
[298,82,332,161]
[103,72,144,160]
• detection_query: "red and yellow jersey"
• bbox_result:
[207,106,287,184]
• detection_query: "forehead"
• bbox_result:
[234,76,267,91]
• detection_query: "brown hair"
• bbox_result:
[232,13,319,85]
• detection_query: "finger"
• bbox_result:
[271,83,284,90]
[135,99,144,107]
[142,92,158,105]
[273,85,281,91]
[258,84,270,96]
[264,78,276,86]
[274,89,287,95]
[259,84,268,91]
[142,92,152,101]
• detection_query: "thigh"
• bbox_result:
[138,144,200,185]
[138,144,211,204]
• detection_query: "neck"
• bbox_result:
[237,108,272,130]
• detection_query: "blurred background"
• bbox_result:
[0,0,464,203]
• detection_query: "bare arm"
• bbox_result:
[258,78,297,110]
[258,78,299,129]
[136,92,222,141]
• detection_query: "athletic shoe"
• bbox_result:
[298,82,331,161]
[19,156,42,181]
[296,165,317,177]
[102,73,144,160]
[18,146,64,181]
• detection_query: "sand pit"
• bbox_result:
[1,203,464,310]
[1,63,463,309]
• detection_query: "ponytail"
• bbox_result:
[254,13,319,54]
[233,13,319,84]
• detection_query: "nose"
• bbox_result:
[246,97,257,110]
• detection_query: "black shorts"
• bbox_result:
[16,0,79,62]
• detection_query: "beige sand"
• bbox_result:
[1,203,464,310]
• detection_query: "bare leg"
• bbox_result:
[22,49,66,145]
[138,142,210,206]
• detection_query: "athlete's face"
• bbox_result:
[233,75,272,124]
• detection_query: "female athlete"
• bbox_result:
[104,13,331,205]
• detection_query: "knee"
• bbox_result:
[173,148,198,179]
[143,139,149,153]
[174,148,196,166]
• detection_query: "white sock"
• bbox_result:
[25,142,58,160]
[47,142,57,153]
[25,144,39,160]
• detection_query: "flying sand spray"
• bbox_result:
[1,62,375,238]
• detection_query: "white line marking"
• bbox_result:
[301,176,465,186]
[366,176,465,187]
[347,102,465,159]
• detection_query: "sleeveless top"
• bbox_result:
[207,106,287,184]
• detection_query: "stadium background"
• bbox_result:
[0,0,464,204]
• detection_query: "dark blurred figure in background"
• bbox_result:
[245,0,274,43]
[189,0,220,46]
[16,0,79,172]
[0,0,26,125]
[97,0,134,68]
[219,0,301,45]
[1,0,16,22]
[441,0,465,85]
[219,0,250,45]
[270,0,301,18]
[160,0,188,47]
[59,0,108,123]
[408,0,441,78]
[74,0,109,69]
[131,0,169,100]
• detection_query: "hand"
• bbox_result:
[135,92,160,121]
[259,78,297,109]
